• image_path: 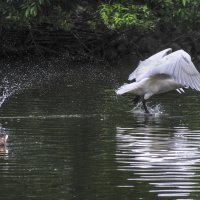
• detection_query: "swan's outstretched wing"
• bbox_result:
[146,48,172,61]
[137,50,200,91]
[128,48,172,81]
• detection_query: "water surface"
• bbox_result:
[0,60,200,200]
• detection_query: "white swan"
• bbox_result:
[116,48,200,113]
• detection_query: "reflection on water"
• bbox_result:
[116,123,200,199]
[1,59,200,200]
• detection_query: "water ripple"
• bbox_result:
[116,125,200,199]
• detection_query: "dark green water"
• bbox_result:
[0,61,200,200]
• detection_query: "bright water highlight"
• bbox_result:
[0,59,200,200]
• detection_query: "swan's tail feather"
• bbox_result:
[116,82,138,95]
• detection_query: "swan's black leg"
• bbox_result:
[142,99,149,113]
[133,95,141,105]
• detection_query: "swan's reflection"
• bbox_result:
[116,125,200,198]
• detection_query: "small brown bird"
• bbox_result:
[0,135,8,146]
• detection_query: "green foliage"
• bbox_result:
[0,0,76,30]
[98,3,158,31]
[2,0,200,32]
[151,0,200,28]
[40,6,74,31]
[175,0,200,26]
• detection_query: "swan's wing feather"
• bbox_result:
[128,60,152,81]
[135,57,173,81]
[174,55,200,91]
[147,48,172,61]
[138,52,200,91]
[128,48,172,81]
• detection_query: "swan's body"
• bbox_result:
[116,48,200,113]
[117,74,182,99]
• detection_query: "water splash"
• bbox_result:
[0,58,117,108]
[0,73,33,108]
[0,78,21,107]
[0,62,59,108]
[130,102,164,115]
